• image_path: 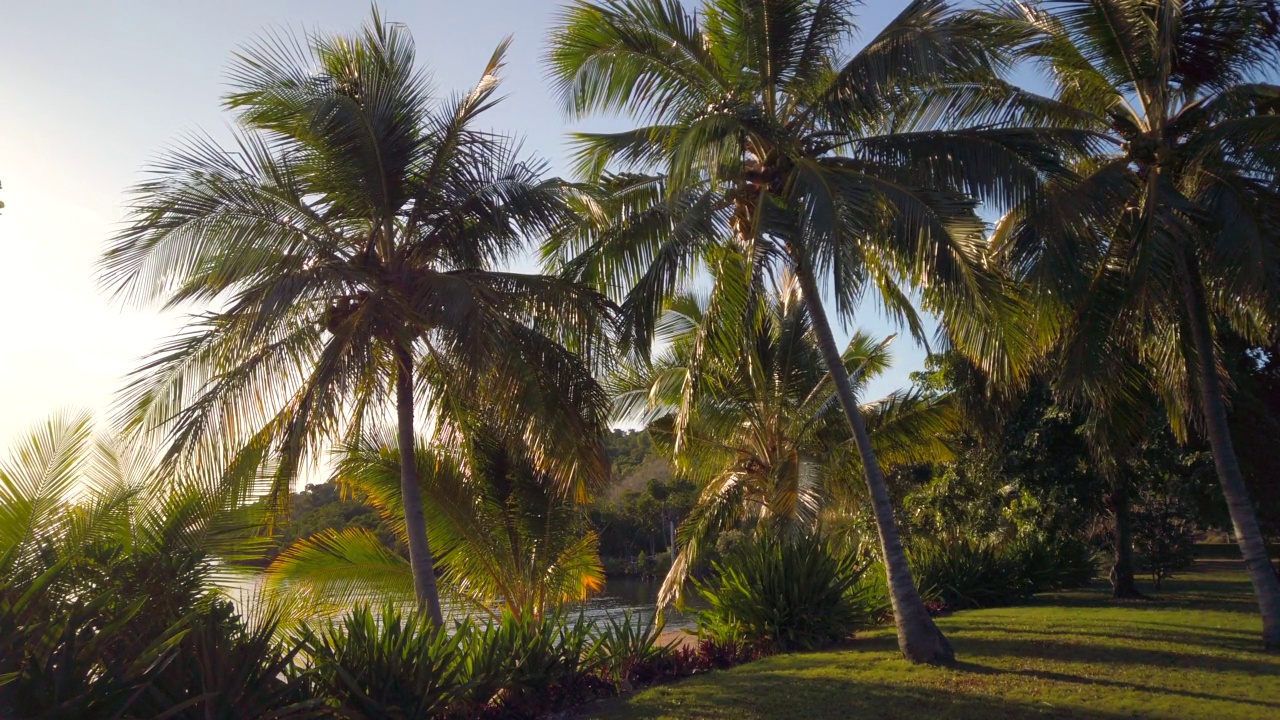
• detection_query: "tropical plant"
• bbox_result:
[266,429,605,623]
[130,601,327,720]
[906,538,1029,610]
[98,9,614,626]
[694,533,870,651]
[0,413,305,719]
[545,0,1086,662]
[299,605,472,720]
[1003,533,1097,594]
[592,612,674,690]
[612,274,954,607]
[985,0,1280,649]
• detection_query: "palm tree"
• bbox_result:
[612,274,955,608]
[265,428,605,623]
[545,0,1082,662]
[99,11,613,627]
[986,0,1280,651]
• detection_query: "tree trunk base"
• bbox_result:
[898,620,956,665]
[1110,564,1145,600]
[1112,583,1146,600]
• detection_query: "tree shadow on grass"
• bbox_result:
[964,624,1262,654]
[951,660,1280,713]
[950,637,1280,708]
[585,665,1139,720]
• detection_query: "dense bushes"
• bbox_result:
[297,606,768,719]
[0,569,325,720]
[902,535,1097,612]
[693,535,873,651]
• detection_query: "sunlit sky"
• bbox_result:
[0,0,923,451]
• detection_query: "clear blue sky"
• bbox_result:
[0,0,926,446]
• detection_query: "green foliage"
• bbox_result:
[132,601,326,720]
[1133,497,1198,590]
[897,535,1097,612]
[695,534,870,651]
[266,482,393,562]
[299,605,684,719]
[592,477,697,561]
[611,283,954,606]
[906,539,1029,611]
[603,430,670,485]
[267,431,605,623]
[299,605,470,719]
[592,612,672,689]
[460,608,604,717]
[0,412,293,719]
[1003,534,1098,594]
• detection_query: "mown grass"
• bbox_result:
[584,560,1280,719]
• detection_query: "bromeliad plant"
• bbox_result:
[612,273,955,609]
[694,533,870,652]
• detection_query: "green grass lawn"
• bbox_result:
[585,560,1280,719]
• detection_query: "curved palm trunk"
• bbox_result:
[395,342,445,627]
[793,264,954,664]
[1180,262,1280,651]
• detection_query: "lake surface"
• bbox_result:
[226,574,704,632]
[567,577,705,632]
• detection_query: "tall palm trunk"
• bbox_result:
[793,262,954,664]
[395,342,445,627]
[1180,260,1280,651]
[1107,477,1142,599]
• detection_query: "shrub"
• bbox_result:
[592,612,677,690]
[908,538,1028,610]
[298,605,471,719]
[1003,534,1097,593]
[694,534,869,651]
[460,608,608,718]
[135,601,326,720]
[1133,500,1197,589]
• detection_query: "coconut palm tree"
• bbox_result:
[985,0,1280,651]
[265,428,604,623]
[612,274,955,607]
[544,0,1085,662]
[99,11,613,627]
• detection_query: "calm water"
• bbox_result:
[568,577,705,632]
[228,574,704,632]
